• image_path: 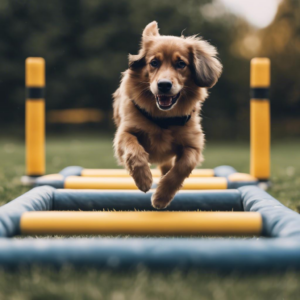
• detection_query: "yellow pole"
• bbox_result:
[21,211,262,236]
[25,58,45,176]
[250,58,271,180]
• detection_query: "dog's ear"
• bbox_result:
[128,22,159,70]
[190,39,222,88]
[128,50,146,70]
[142,21,160,38]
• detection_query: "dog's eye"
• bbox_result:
[150,60,159,68]
[176,60,186,69]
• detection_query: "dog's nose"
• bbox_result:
[157,80,172,93]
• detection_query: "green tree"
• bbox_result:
[0,0,251,138]
[259,0,300,134]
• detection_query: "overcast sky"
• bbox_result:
[220,0,282,28]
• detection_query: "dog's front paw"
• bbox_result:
[125,152,153,192]
[132,165,153,192]
[151,190,174,209]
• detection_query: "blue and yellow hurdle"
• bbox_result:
[0,185,283,237]
[1,185,300,244]
[34,166,259,189]
[3,56,300,272]
[2,185,300,272]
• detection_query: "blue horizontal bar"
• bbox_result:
[0,238,300,272]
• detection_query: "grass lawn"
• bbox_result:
[0,133,300,299]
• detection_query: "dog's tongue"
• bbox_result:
[157,95,172,107]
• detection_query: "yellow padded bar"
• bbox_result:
[228,173,257,182]
[250,58,271,180]
[20,211,262,236]
[181,177,227,190]
[64,176,228,190]
[81,168,215,178]
[25,57,45,176]
[65,176,141,189]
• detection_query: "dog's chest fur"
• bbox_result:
[135,128,178,163]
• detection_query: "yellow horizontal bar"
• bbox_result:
[61,189,235,194]
[65,176,141,189]
[64,176,228,190]
[228,173,257,182]
[181,177,227,189]
[47,109,104,124]
[81,168,215,178]
[21,211,262,236]
[39,174,63,180]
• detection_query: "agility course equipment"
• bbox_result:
[1,185,299,238]
[1,186,300,271]
[250,58,271,180]
[21,211,261,236]
[34,167,259,189]
[2,238,300,272]
[22,57,271,190]
[3,56,298,272]
[75,167,215,177]
[25,57,45,177]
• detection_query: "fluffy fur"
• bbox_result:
[113,21,222,209]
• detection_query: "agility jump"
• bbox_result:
[23,58,270,190]
[2,56,298,272]
[1,185,300,272]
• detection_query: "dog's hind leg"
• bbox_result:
[152,146,202,209]
[158,158,173,176]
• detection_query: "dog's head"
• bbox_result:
[127,21,222,115]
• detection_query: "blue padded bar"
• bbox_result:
[53,189,243,211]
[0,238,300,271]
[35,177,64,188]
[240,186,300,238]
[214,165,237,177]
[59,166,84,177]
[0,186,54,237]
[227,180,258,189]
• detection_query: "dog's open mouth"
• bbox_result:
[155,93,180,110]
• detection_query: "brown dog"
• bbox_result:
[113,21,222,209]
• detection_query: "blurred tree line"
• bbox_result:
[0,0,298,139]
[259,0,300,137]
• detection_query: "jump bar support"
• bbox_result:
[250,57,271,180]
[25,57,46,177]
